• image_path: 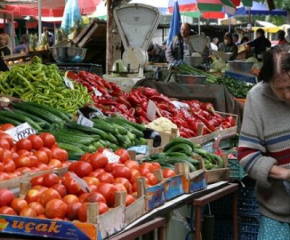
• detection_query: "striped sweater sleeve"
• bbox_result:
[238,93,277,188]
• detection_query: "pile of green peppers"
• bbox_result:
[0,56,91,113]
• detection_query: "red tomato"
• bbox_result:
[0,123,14,131]
[2,159,15,173]
[111,165,132,180]
[78,193,89,203]
[74,161,93,178]
[45,199,67,219]
[39,188,62,207]
[0,139,10,150]
[37,163,49,171]
[66,202,82,221]
[124,160,139,170]
[89,170,105,178]
[32,185,48,194]
[163,168,176,178]
[48,159,63,169]
[139,167,151,177]
[42,173,60,188]
[30,176,43,186]
[105,163,122,172]
[16,138,32,151]
[0,162,4,172]
[29,155,38,167]
[34,150,49,164]
[77,203,88,222]
[130,169,141,184]
[0,133,13,149]
[28,134,44,150]
[29,202,45,215]
[125,195,136,207]
[65,179,81,195]
[20,207,37,217]
[98,202,109,215]
[17,149,30,157]
[37,214,48,219]
[0,189,14,207]
[0,206,16,215]
[14,156,30,168]
[0,172,10,181]
[80,153,92,162]
[114,177,132,194]
[0,147,4,161]
[10,198,28,214]
[24,189,41,204]
[39,147,53,161]
[51,184,67,198]
[39,133,56,149]
[84,192,106,203]
[152,162,162,171]
[63,195,79,205]
[51,147,68,162]
[113,183,127,193]
[97,172,114,184]
[97,147,110,154]
[140,162,153,172]
[3,149,12,160]
[83,177,100,186]
[146,173,158,186]
[96,183,118,207]
[88,153,108,170]
[114,148,130,163]
[68,161,79,172]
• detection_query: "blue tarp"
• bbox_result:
[233,1,287,16]
[167,1,181,46]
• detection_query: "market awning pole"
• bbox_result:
[198,15,200,35]
[38,0,42,41]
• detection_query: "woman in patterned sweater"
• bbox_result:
[238,48,290,239]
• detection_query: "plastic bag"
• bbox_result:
[61,0,82,33]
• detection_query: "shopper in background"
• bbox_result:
[238,48,290,239]
[285,28,290,42]
[165,22,194,64]
[147,42,166,63]
[232,33,239,45]
[272,30,290,52]
[247,28,271,61]
[0,33,11,56]
[218,32,238,60]
[210,37,219,51]
[240,36,249,45]
[42,27,54,46]
[14,34,30,54]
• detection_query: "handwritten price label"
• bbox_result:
[92,87,102,97]
[103,150,120,163]
[77,111,94,128]
[63,77,75,90]
[146,100,157,121]
[6,123,36,142]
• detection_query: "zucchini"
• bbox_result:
[109,116,146,131]
[25,102,71,121]
[106,118,145,136]
[68,153,83,161]
[58,128,100,141]
[0,115,21,125]
[11,102,63,123]
[12,109,51,129]
[57,142,85,154]
[164,137,194,152]
[92,119,118,135]
[110,123,128,135]
[0,111,42,131]
[164,143,193,156]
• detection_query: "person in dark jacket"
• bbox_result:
[0,33,11,56]
[218,32,238,60]
[247,28,271,61]
[147,43,166,63]
[165,22,194,64]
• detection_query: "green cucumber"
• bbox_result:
[109,116,146,131]
[92,119,118,135]
[164,137,194,152]
[0,115,21,126]
[57,142,84,154]
[164,143,193,156]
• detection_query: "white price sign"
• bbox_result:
[146,100,158,121]
[6,122,36,142]
[103,150,120,163]
[69,172,91,193]
[171,101,189,110]
[93,87,102,97]
[63,77,75,90]
[77,111,94,128]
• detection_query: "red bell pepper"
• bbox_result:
[224,116,236,127]
[128,92,142,105]
[186,100,201,110]
[116,103,128,114]
[97,99,118,105]
[157,103,169,111]
[128,108,136,118]
[110,82,122,93]
[150,95,171,104]
[179,131,191,138]
[138,116,150,124]
[116,96,132,108]
[159,109,172,119]
[200,102,215,114]
[143,87,159,98]
[136,107,148,118]
[179,126,197,137]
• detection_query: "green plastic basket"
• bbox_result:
[228,158,247,180]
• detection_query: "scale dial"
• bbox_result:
[122,47,148,71]
[114,4,161,51]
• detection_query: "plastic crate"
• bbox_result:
[213,216,234,240]
[224,70,257,84]
[228,158,247,180]
[209,194,233,216]
[240,215,260,240]
[238,187,259,216]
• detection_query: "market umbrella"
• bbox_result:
[167,0,181,46]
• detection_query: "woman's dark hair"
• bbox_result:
[224,32,233,43]
[258,48,290,83]
[19,34,29,44]
[256,28,265,36]
[277,30,285,40]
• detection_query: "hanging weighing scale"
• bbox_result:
[113,3,161,77]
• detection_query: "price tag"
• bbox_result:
[6,122,36,142]
[69,172,91,193]
[103,150,120,163]
[77,111,94,128]
[146,100,158,121]
[92,87,102,97]
[171,101,189,110]
[88,108,104,119]
[63,77,75,90]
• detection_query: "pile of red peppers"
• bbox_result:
[68,71,236,138]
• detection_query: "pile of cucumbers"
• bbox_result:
[0,101,147,159]
[144,137,224,171]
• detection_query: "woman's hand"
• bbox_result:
[269,165,290,180]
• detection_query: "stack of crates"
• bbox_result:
[210,177,260,240]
